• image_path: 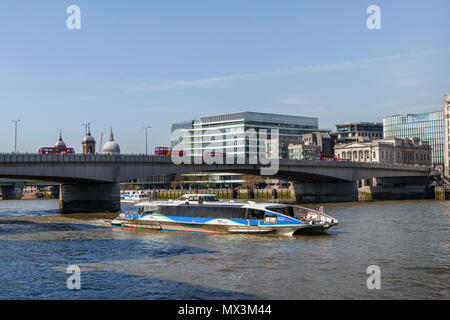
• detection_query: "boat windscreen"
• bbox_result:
[266,206,294,217]
[202,195,218,201]
[144,205,160,213]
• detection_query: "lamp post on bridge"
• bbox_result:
[82,122,91,135]
[12,119,20,154]
[142,126,151,155]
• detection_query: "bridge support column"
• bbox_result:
[59,182,120,213]
[291,182,358,203]
[358,176,433,201]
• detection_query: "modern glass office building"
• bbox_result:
[383,111,444,164]
[172,111,319,157]
[444,95,450,178]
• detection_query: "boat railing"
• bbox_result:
[292,205,338,224]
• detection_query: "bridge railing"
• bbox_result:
[0,153,430,172]
[279,158,430,171]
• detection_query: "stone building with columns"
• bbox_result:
[335,137,432,190]
[334,137,432,166]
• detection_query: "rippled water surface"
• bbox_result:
[0,199,448,299]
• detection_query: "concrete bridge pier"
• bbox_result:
[358,176,433,201]
[291,181,358,203]
[59,182,121,213]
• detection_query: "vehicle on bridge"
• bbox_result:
[38,147,75,154]
[111,194,339,236]
[316,154,350,162]
[154,146,184,156]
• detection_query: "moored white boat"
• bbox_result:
[120,190,149,202]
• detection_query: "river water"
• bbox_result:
[0,199,448,299]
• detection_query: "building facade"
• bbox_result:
[171,111,319,158]
[444,94,450,179]
[335,137,432,166]
[336,122,383,143]
[301,132,334,155]
[265,137,303,159]
[383,111,444,165]
[170,120,195,147]
[288,143,321,160]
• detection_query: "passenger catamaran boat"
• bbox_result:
[111,194,339,236]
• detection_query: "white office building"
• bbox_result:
[171,111,319,158]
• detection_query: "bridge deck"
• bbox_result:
[0,153,430,184]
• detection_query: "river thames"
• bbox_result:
[0,199,448,299]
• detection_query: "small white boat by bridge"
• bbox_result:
[120,190,149,202]
[111,194,338,236]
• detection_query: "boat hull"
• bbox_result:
[111,218,332,236]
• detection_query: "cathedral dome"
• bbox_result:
[55,131,66,148]
[102,128,120,154]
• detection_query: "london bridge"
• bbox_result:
[0,153,430,212]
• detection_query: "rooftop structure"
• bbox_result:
[336,122,383,142]
[102,128,121,155]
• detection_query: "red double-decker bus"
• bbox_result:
[315,154,350,162]
[316,154,337,161]
[38,147,75,154]
[154,146,172,155]
[154,147,184,156]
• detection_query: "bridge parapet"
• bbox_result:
[0,153,431,172]
[279,158,430,172]
[0,153,430,185]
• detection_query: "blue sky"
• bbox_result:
[0,0,449,153]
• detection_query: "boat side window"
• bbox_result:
[161,205,246,219]
[144,205,160,214]
[247,209,265,220]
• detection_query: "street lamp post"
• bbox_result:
[82,122,91,135]
[142,126,151,155]
[12,119,20,154]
